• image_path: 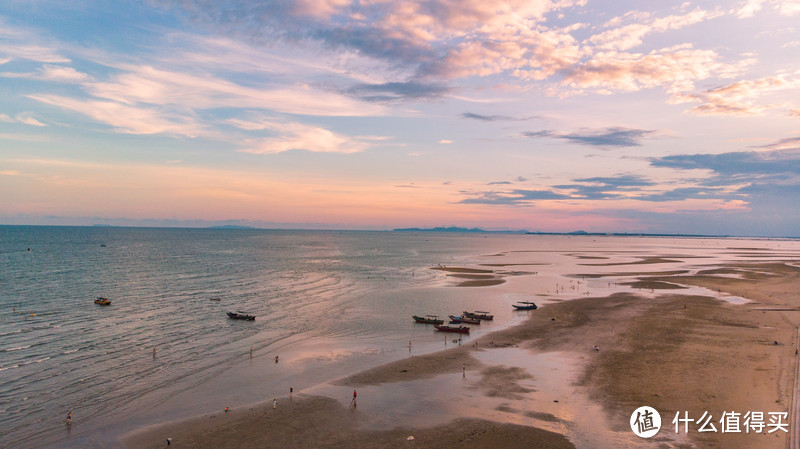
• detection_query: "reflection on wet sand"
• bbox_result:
[125,241,800,449]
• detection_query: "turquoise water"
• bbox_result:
[3,227,799,448]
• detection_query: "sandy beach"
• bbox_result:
[123,259,800,449]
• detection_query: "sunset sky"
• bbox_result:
[1,0,799,236]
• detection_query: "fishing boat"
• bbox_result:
[94,297,111,306]
[512,301,538,310]
[209,297,222,301]
[412,315,444,324]
[463,310,493,320]
[448,315,481,325]
[227,311,255,321]
[434,324,470,333]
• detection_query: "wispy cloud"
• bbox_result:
[674,74,800,116]
[525,127,658,148]
[348,81,449,102]
[459,188,572,205]
[0,19,69,63]
[461,112,534,121]
[778,0,800,15]
[29,94,207,136]
[650,146,800,179]
[0,113,46,126]
[734,0,767,18]
[590,8,724,51]
[85,65,382,116]
[561,44,748,96]
[235,119,376,154]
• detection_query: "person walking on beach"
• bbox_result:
[273,398,277,409]
[462,364,466,378]
[275,355,279,363]
[66,411,72,425]
[250,346,253,358]
[153,347,157,358]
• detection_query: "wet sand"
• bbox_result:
[123,261,800,449]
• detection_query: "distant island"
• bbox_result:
[393,227,727,238]
[393,226,529,234]
[207,225,257,230]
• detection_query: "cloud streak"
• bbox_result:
[233,118,380,154]
[525,127,658,147]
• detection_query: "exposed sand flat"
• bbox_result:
[620,280,688,289]
[430,266,494,274]
[479,263,550,267]
[122,396,574,449]
[455,279,506,287]
[579,256,685,266]
[124,261,800,449]
[445,274,496,280]
[569,270,691,278]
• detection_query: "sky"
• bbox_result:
[1,0,799,236]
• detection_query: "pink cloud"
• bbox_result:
[590,8,723,51]
[676,75,800,116]
[561,45,739,94]
[235,120,375,154]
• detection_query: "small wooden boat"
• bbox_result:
[448,315,480,325]
[94,297,111,306]
[463,310,493,320]
[210,297,222,301]
[512,301,538,310]
[227,311,255,321]
[434,324,470,334]
[412,315,444,324]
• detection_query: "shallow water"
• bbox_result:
[1,227,799,447]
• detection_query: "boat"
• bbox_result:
[94,297,111,306]
[227,311,255,321]
[412,315,444,324]
[448,315,481,325]
[434,324,470,333]
[210,297,222,301]
[463,310,493,320]
[512,301,538,310]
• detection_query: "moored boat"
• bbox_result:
[448,315,480,325]
[434,324,470,333]
[463,310,493,320]
[227,311,255,320]
[94,297,111,306]
[512,301,538,310]
[412,315,444,324]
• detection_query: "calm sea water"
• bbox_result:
[0,227,523,447]
[2,226,799,448]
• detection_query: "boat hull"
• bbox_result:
[462,311,493,320]
[512,304,537,310]
[412,315,444,324]
[434,324,470,333]
[227,312,255,320]
[448,315,480,325]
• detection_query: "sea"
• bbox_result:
[2,226,799,448]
